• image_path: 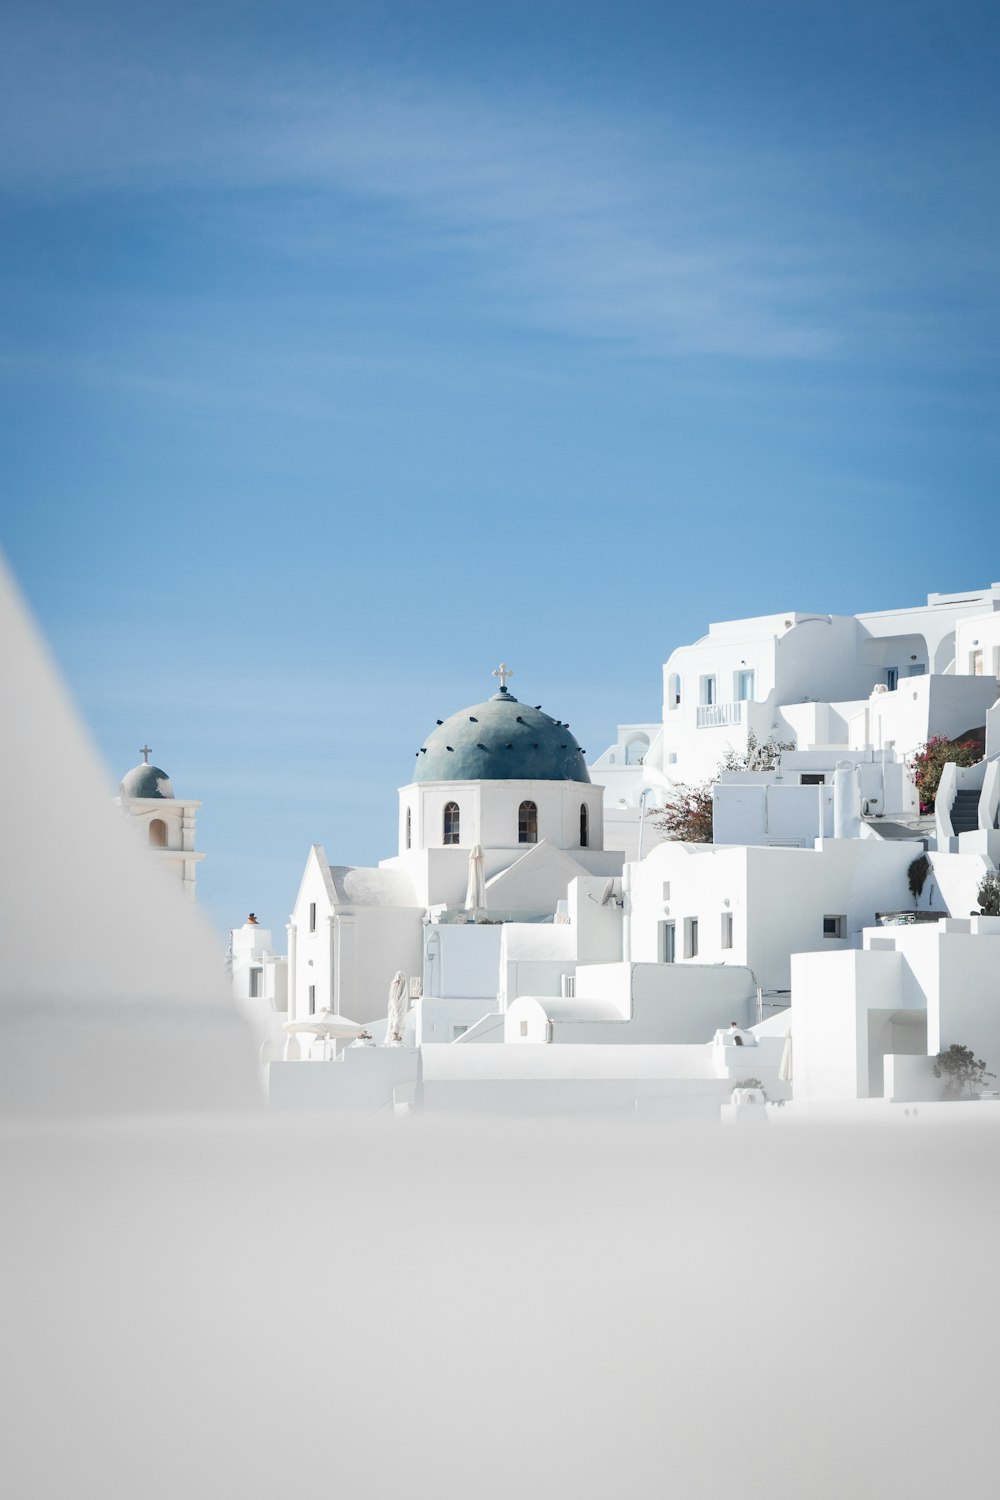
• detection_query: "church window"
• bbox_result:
[405,807,412,849]
[518,800,538,843]
[249,967,262,998]
[309,902,316,933]
[580,803,589,847]
[149,818,167,848]
[443,802,460,845]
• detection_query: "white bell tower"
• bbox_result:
[118,745,204,900]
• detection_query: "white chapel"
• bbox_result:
[279,668,623,1044]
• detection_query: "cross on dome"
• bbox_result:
[139,744,153,764]
[492,663,513,691]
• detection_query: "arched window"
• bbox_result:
[518,800,538,844]
[149,818,167,848]
[405,807,412,849]
[580,803,589,847]
[443,802,460,845]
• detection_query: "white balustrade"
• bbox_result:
[696,701,745,729]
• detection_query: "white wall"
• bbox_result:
[858,584,1000,674]
[954,610,1000,684]
[398,778,605,857]
[289,850,425,1025]
[499,921,576,1009]
[852,674,998,757]
[745,841,918,990]
[423,923,503,999]
[790,948,915,1101]
[628,838,919,994]
[713,781,833,847]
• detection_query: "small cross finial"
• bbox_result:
[492,663,513,691]
[139,744,152,764]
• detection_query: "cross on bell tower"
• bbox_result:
[492,663,513,691]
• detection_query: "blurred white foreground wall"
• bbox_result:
[0,553,260,1117]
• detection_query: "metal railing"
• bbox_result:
[696,700,745,729]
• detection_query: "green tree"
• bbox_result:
[975,870,1000,917]
[653,732,794,844]
[909,735,984,813]
[933,1044,995,1100]
[907,854,930,905]
[654,781,714,843]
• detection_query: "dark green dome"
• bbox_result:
[412,689,590,784]
[120,763,174,799]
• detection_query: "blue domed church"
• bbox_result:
[283,670,624,1048]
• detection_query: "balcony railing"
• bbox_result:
[696,700,745,729]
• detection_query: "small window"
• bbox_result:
[308,984,316,1014]
[149,818,167,847]
[249,967,262,998]
[309,901,317,933]
[971,650,984,676]
[405,807,412,849]
[518,800,538,844]
[667,673,681,709]
[735,669,755,702]
[886,668,898,690]
[721,913,733,949]
[452,1024,468,1039]
[580,803,589,847]
[800,774,826,786]
[443,801,460,845]
[823,915,846,939]
[662,881,671,901]
[660,921,676,964]
[701,676,716,706]
[519,1020,528,1038]
[685,917,699,959]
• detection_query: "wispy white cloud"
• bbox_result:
[1,10,994,364]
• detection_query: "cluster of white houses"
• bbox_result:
[134,584,1000,1121]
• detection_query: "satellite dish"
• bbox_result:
[599,878,617,907]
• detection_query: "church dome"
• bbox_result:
[412,687,590,784]
[120,761,174,800]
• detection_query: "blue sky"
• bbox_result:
[3,0,1000,935]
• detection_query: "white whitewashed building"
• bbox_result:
[248,587,1000,1123]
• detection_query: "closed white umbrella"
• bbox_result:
[465,843,487,911]
[778,1030,793,1083]
[386,971,409,1046]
